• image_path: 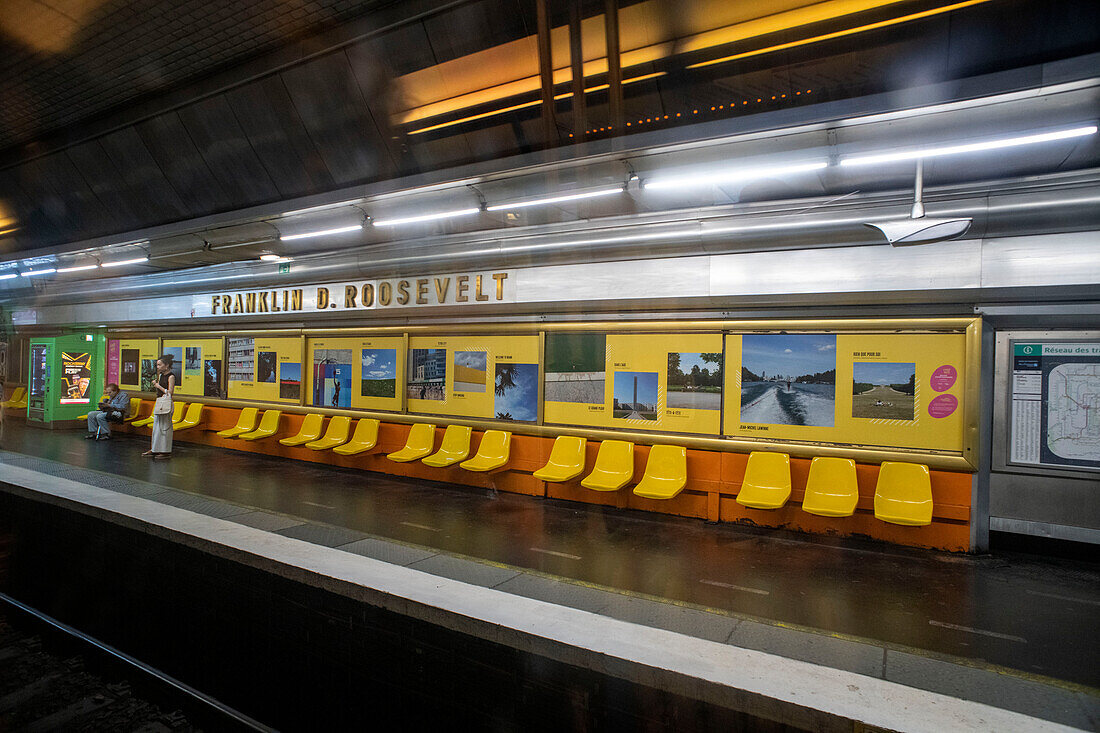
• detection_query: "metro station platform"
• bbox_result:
[1,421,1097,731]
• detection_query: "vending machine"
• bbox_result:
[26,334,107,428]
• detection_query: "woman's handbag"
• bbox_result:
[153,394,173,415]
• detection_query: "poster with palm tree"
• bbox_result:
[494,363,538,421]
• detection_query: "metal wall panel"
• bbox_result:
[980,232,1100,289]
[989,472,1100,532]
[135,112,230,216]
[226,75,335,198]
[177,96,281,205]
[343,38,402,174]
[11,232,1099,328]
[280,52,390,185]
[12,158,76,242]
[97,127,190,222]
[359,20,435,77]
[29,151,116,238]
[65,141,142,225]
[515,257,709,304]
[710,241,983,297]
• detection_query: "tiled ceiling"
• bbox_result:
[0,0,383,152]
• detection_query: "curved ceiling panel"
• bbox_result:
[65,140,143,227]
[0,0,1095,259]
[97,127,191,222]
[225,74,335,198]
[280,50,394,185]
[135,111,230,216]
[177,95,282,206]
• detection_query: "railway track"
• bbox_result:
[0,593,271,732]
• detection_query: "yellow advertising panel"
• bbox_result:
[227,336,303,403]
[161,338,224,397]
[407,334,540,421]
[115,339,160,391]
[306,336,405,412]
[544,332,724,434]
[723,332,967,452]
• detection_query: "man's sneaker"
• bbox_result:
[85,434,98,439]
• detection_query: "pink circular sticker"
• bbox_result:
[930,365,957,392]
[928,393,958,418]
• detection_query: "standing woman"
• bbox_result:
[144,354,175,460]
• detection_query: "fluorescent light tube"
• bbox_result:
[57,264,100,273]
[0,273,18,280]
[279,224,363,241]
[100,256,148,267]
[644,161,828,191]
[486,186,625,212]
[371,208,480,227]
[259,254,281,261]
[21,268,56,277]
[841,125,1098,166]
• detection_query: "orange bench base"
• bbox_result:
[117,403,973,552]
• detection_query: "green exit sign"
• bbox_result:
[278,263,291,274]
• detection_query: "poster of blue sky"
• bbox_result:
[853,362,915,385]
[494,363,538,421]
[741,334,836,382]
[361,348,397,398]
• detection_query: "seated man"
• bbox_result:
[86,383,130,440]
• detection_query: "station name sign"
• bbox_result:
[199,271,513,317]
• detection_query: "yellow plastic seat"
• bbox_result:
[132,400,185,428]
[279,413,324,446]
[305,416,352,450]
[332,419,380,456]
[130,412,154,428]
[387,423,437,462]
[802,457,859,517]
[422,425,472,467]
[533,436,587,482]
[239,410,282,441]
[1,387,26,408]
[580,440,634,492]
[736,452,791,509]
[874,462,933,526]
[123,398,143,422]
[173,403,204,431]
[632,445,687,500]
[460,430,512,472]
[216,407,258,438]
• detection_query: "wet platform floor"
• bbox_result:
[1,421,1098,696]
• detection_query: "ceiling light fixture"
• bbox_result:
[371,208,481,227]
[840,125,1098,166]
[100,256,149,268]
[0,273,18,281]
[57,264,100,273]
[20,268,56,277]
[643,161,828,191]
[279,224,363,241]
[259,254,281,261]
[486,186,625,212]
[864,160,972,245]
[280,199,363,217]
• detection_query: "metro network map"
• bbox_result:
[1046,363,1100,464]
[1011,342,1100,471]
